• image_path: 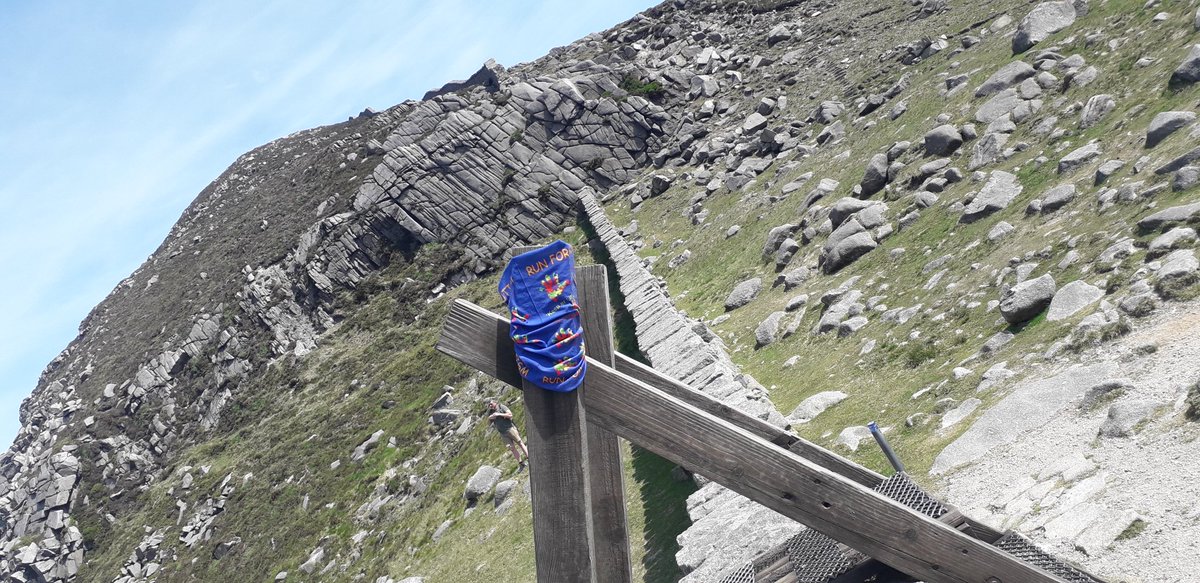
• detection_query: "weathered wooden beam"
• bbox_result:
[510,246,591,583]
[436,298,882,488]
[438,299,1069,583]
[613,354,882,489]
[575,265,632,583]
[578,362,1068,583]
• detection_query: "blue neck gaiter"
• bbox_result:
[498,240,587,392]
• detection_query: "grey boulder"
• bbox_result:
[1148,227,1197,257]
[961,171,1022,223]
[822,230,878,274]
[1000,273,1057,324]
[1099,400,1161,437]
[1078,94,1115,129]
[1038,183,1077,213]
[1169,44,1200,89]
[725,277,763,311]
[975,89,1025,124]
[464,465,503,502]
[788,391,848,423]
[1058,143,1101,174]
[1013,0,1078,54]
[1145,111,1196,148]
[1156,249,1199,293]
[1046,280,1104,321]
[1137,202,1200,233]
[1173,166,1200,192]
[976,61,1037,97]
[755,311,787,348]
[924,124,964,156]
[860,153,889,197]
[351,429,385,462]
[829,197,879,229]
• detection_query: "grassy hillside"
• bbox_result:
[606,0,1200,481]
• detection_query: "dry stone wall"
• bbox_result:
[582,191,800,581]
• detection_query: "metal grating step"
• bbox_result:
[872,472,948,521]
[717,473,945,583]
[993,532,1106,583]
[717,473,1107,583]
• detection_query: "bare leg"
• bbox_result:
[514,436,529,461]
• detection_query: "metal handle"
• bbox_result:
[868,421,905,474]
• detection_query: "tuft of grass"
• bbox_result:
[1115,518,1148,542]
[619,75,666,100]
[902,341,940,369]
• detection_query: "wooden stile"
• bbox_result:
[438,298,1069,583]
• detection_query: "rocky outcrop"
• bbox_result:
[3,31,679,581]
[422,59,503,101]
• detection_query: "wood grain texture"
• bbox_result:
[435,298,882,488]
[511,245,592,583]
[575,265,633,583]
[577,360,1068,583]
[437,299,1069,583]
[612,354,882,489]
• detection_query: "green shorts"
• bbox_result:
[499,426,521,445]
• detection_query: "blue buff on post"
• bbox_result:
[498,240,587,392]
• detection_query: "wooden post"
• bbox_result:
[510,246,592,583]
[575,264,633,583]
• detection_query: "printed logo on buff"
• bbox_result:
[552,354,577,375]
[541,273,570,300]
[553,327,577,347]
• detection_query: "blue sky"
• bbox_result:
[0,0,655,450]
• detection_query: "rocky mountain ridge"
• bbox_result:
[4,0,1200,581]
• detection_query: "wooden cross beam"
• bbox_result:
[437,297,1071,583]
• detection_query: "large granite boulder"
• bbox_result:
[1169,44,1200,89]
[976,61,1037,97]
[464,465,502,502]
[1013,0,1079,54]
[924,124,964,156]
[961,171,1022,223]
[1145,111,1196,148]
[1047,280,1104,321]
[1000,273,1057,324]
[725,278,763,311]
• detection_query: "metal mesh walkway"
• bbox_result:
[717,473,1105,583]
[993,532,1104,583]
